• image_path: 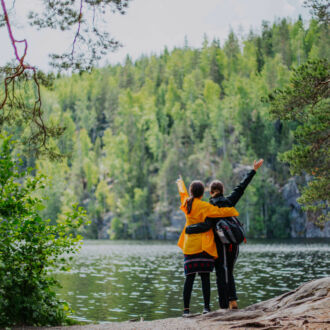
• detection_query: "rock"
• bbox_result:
[169,210,185,229]
[26,277,330,330]
[164,226,182,240]
[306,220,330,238]
[98,212,113,239]
[164,210,185,240]
[282,178,330,238]
[282,178,307,238]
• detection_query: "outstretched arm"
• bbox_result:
[226,159,263,206]
[176,175,188,204]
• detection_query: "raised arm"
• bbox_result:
[176,176,188,204]
[226,159,263,206]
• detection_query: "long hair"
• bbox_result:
[185,180,205,214]
[210,180,224,195]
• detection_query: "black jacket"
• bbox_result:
[185,169,256,234]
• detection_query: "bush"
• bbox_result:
[0,136,88,326]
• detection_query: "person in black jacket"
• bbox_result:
[185,159,263,310]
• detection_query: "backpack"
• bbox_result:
[215,217,246,245]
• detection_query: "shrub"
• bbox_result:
[0,136,88,326]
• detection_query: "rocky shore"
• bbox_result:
[17,277,330,330]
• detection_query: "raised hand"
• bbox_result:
[176,174,183,184]
[253,159,264,171]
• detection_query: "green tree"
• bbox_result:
[261,21,274,57]
[269,59,329,225]
[224,30,241,74]
[272,18,292,67]
[0,0,130,156]
[0,136,88,326]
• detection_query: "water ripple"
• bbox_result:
[54,239,330,323]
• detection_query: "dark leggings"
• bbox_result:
[183,273,210,309]
[214,243,239,308]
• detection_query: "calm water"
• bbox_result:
[54,239,330,323]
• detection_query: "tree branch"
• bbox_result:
[71,0,84,61]
[0,0,51,153]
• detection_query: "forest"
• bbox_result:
[3,15,329,240]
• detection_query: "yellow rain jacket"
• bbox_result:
[177,178,239,258]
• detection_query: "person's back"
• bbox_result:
[176,177,239,316]
[177,180,239,258]
[185,159,264,309]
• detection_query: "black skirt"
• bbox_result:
[184,251,215,276]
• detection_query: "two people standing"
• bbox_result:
[177,159,263,315]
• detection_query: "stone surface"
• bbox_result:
[18,277,330,330]
[282,177,329,238]
[164,210,185,240]
[282,178,307,238]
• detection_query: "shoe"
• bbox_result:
[182,309,190,317]
[203,307,211,314]
[229,301,238,309]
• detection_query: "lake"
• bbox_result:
[54,239,330,323]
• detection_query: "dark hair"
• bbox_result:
[210,180,224,195]
[185,180,204,214]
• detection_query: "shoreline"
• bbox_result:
[14,277,330,330]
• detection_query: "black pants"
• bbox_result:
[214,242,239,308]
[183,273,210,309]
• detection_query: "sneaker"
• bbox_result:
[202,307,211,314]
[182,309,190,317]
[229,301,238,309]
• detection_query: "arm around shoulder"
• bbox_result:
[205,203,239,218]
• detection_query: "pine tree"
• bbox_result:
[269,59,329,226]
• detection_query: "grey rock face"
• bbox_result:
[282,178,307,237]
[164,211,185,240]
[170,210,185,228]
[282,177,329,238]
[306,220,330,238]
[98,212,112,239]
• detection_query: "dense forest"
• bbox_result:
[7,16,329,240]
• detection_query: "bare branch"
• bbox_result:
[71,0,84,61]
[0,0,61,157]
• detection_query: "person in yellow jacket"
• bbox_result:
[176,176,239,316]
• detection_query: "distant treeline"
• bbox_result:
[12,16,329,239]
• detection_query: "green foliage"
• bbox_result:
[269,59,329,225]
[4,16,329,239]
[0,136,88,326]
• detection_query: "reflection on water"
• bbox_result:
[54,239,330,323]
